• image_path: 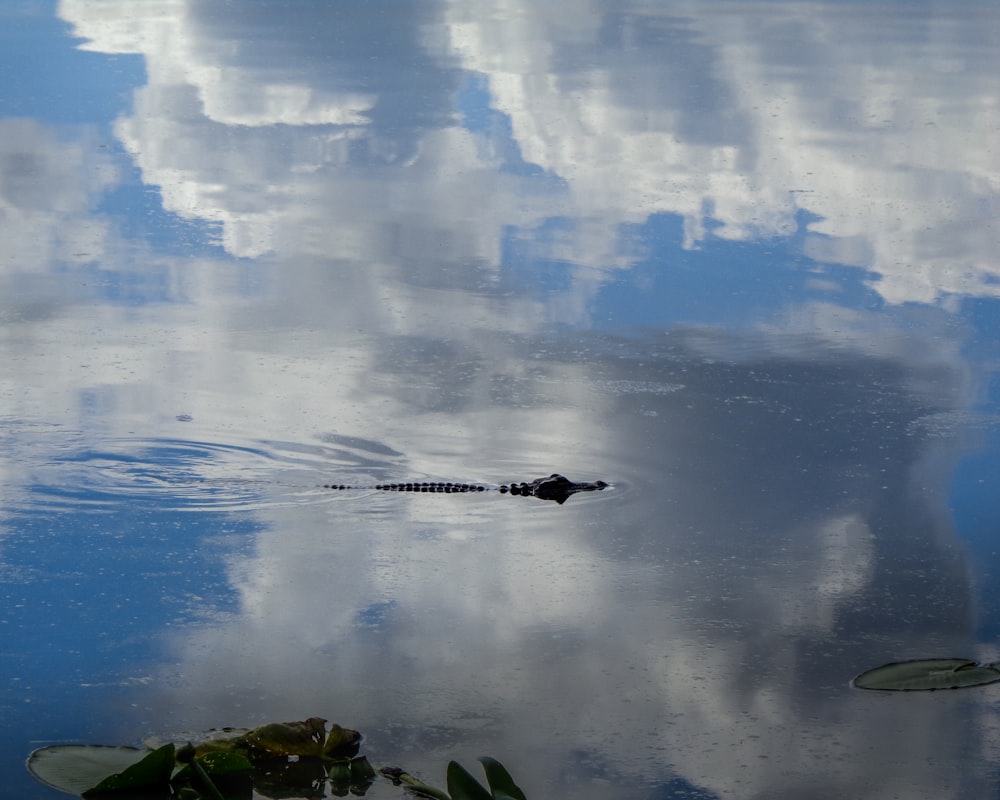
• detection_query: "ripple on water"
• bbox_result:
[16,434,414,514]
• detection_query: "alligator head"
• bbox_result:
[501,474,609,504]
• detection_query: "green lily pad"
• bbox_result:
[853,658,1000,691]
[26,743,175,796]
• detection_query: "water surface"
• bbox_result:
[3,2,1000,798]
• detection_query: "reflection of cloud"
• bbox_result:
[0,118,118,274]
[58,0,616,326]
[144,332,977,800]
[61,0,376,126]
[53,0,558,279]
[443,1,1000,305]
[60,1,1000,308]
[60,0,373,257]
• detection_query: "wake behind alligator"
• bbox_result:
[323,473,608,504]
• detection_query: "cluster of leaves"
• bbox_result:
[33,656,1000,798]
[26,717,527,800]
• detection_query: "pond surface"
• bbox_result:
[3,2,1000,798]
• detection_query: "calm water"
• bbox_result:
[3,2,1000,798]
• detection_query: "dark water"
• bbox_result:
[3,2,1000,798]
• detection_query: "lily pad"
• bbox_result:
[852,658,1000,691]
[26,743,173,796]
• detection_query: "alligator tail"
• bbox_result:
[324,482,489,493]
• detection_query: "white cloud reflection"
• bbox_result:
[442,0,1000,305]
[59,0,1000,304]
[63,0,376,127]
[0,118,118,272]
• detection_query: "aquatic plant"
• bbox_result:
[26,716,527,799]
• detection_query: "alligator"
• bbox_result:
[323,473,608,505]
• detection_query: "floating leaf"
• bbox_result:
[27,746,152,796]
[853,658,1000,691]
[480,757,528,800]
